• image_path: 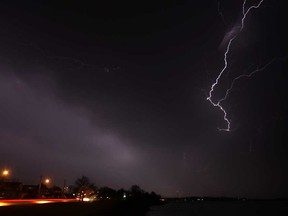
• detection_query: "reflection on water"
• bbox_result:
[146,200,288,216]
[146,202,194,216]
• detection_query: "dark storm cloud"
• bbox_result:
[0,0,288,198]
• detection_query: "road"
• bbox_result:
[0,198,76,207]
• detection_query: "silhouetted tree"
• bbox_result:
[74,175,96,200]
[75,176,92,188]
[98,186,117,200]
[128,185,162,205]
[130,185,144,195]
[117,188,128,200]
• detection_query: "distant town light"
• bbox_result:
[83,197,90,202]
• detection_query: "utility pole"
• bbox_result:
[38,175,42,198]
[62,179,66,198]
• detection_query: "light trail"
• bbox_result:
[0,198,76,207]
[207,0,264,131]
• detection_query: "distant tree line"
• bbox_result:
[69,175,162,205]
[0,174,162,204]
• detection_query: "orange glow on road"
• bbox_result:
[0,202,12,207]
[0,198,76,207]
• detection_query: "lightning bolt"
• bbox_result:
[206,0,264,131]
[218,59,275,105]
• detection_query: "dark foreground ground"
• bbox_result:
[1,199,288,216]
[0,200,152,216]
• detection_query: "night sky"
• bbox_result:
[0,0,287,198]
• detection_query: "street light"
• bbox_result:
[38,176,51,198]
[44,178,50,184]
[2,169,9,177]
[1,169,10,183]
